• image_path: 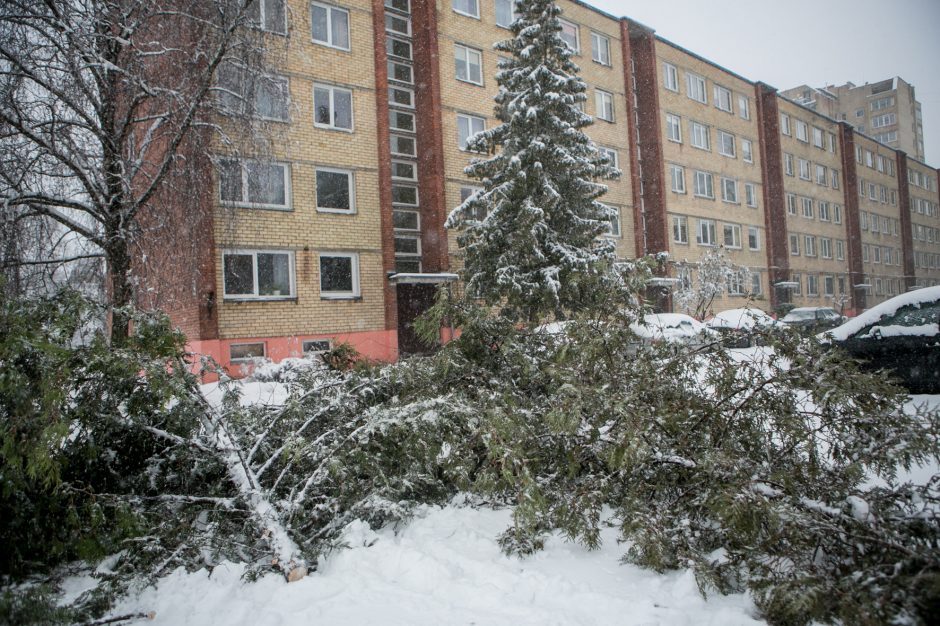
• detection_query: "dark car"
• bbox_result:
[781,307,846,333]
[824,287,940,393]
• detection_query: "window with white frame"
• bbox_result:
[388,60,413,84]
[230,343,266,362]
[495,0,516,28]
[393,208,420,231]
[665,113,682,142]
[391,183,418,206]
[798,158,810,180]
[828,132,837,153]
[311,2,350,50]
[388,85,414,108]
[663,62,678,91]
[595,89,614,122]
[604,205,621,237]
[391,159,417,181]
[216,63,290,121]
[670,164,685,193]
[672,215,688,243]
[717,130,735,157]
[316,168,355,213]
[454,44,483,85]
[693,170,713,198]
[786,193,797,215]
[816,164,827,185]
[751,272,762,295]
[457,113,485,150]
[742,139,753,163]
[313,84,353,130]
[591,32,610,65]
[319,252,360,298]
[807,274,818,296]
[697,219,716,245]
[745,183,757,207]
[738,95,750,119]
[780,113,791,135]
[791,273,802,295]
[302,339,332,355]
[812,127,824,148]
[721,177,738,203]
[690,121,709,150]
[390,134,416,156]
[818,200,830,221]
[820,237,832,259]
[394,234,421,269]
[795,120,808,142]
[223,250,294,299]
[385,12,410,36]
[831,169,840,189]
[784,153,794,176]
[686,72,707,103]
[789,233,800,255]
[801,197,813,218]
[835,239,845,260]
[804,235,817,257]
[748,226,759,250]
[599,147,618,169]
[559,19,579,53]
[713,85,732,112]
[727,271,745,296]
[389,109,415,132]
[248,0,287,34]
[862,244,870,262]
[219,159,290,209]
[723,223,742,248]
[452,0,479,18]
[386,36,412,60]
[860,211,868,230]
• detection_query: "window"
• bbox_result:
[313,84,353,130]
[670,164,685,193]
[599,147,618,169]
[219,159,290,209]
[559,19,580,53]
[751,272,762,295]
[391,184,418,206]
[804,235,816,257]
[816,164,827,185]
[801,197,813,218]
[697,219,716,246]
[865,150,873,168]
[786,193,797,215]
[748,226,759,250]
[828,132,836,153]
[831,169,840,189]
[387,36,412,60]
[796,120,808,142]
[672,215,688,244]
[457,113,485,150]
[230,343,268,364]
[311,2,350,50]
[871,113,896,129]
[389,109,415,132]
[248,0,286,34]
[860,211,868,230]
[727,272,745,296]
[780,113,791,136]
[693,170,713,199]
[388,60,413,84]
[873,246,881,264]
[390,134,416,157]
[303,340,332,355]
[452,0,479,18]
[315,168,355,213]
[791,273,802,295]
[835,240,845,260]
[455,44,483,85]
[713,85,732,112]
[385,12,410,36]
[738,95,750,119]
[745,183,757,207]
[319,252,360,298]
[591,32,610,65]
[807,275,818,296]
[388,85,414,108]
[686,72,707,103]
[784,153,794,176]
[663,63,678,91]
[818,201,830,221]
[595,90,614,122]
[495,0,516,28]
[391,159,417,181]
[789,233,800,255]
[690,121,709,150]
[723,223,742,248]
[218,63,289,124]
[820,238,832,259]
[604,205,621,237]
[798,158,810,180]
[812,127,824,148]
[393,209,420,230]
[223,250,294,299]
[721,177,738,203]
[665,113,682,142]
[717,130,736,157]
[742,139,753,163]
[394,235,422,267]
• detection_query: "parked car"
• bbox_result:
[630,313,715,348]
[823,286,940,393]
[780,307,846,333]
[706,308,780,348]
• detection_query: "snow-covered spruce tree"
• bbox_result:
[445,0,619,323]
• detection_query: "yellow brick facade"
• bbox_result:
[907,160,940,288]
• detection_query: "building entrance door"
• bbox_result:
[396,283,439,357]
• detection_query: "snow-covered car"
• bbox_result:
[823,286,940,393]
[630,313,715,347]
[780,307,846,333]
[706,308,779,347]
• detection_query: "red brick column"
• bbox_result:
[894,152,916,290]
[838,123,866,311]
[753,84,789,309]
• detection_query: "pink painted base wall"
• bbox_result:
[186,329,399,380]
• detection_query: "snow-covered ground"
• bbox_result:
[112,504,762,626]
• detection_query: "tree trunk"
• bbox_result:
[107,233,133,346]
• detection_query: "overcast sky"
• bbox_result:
[585,0,940,165]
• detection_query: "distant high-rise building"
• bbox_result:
[782,78,925,161]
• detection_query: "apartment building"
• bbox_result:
[782,78,925,162]
[650,38,767,313]
[139,0,940,372]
